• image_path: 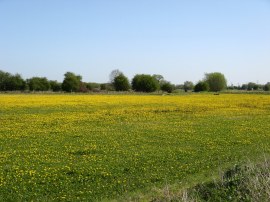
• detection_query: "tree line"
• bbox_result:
[0,69,269,93]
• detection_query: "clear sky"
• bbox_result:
[0,0,269,85]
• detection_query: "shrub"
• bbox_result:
[113,73,130,91]
[263,83,270,91]
[132,74,159,92]
[160,82,173,93]
[194,81,209,92]
[27,77,50,91]
[62,72,82,92]
[204,72,227,92]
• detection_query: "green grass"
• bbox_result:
[0,94,270,201]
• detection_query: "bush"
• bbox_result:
[113,73,130,91]
[263,83,270,91]
[0,71,26,91]
[62,72,82,92]
[205,72,227,92]
[132,74,159,92]
[49,80,62,92]
[27,77,50,91]
[86,83,100,91]
[247,82,259,91]
[160,82,173,93]
[194,81,209,92]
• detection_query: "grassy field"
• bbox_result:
[0,94,270,201]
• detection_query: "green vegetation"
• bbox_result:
[62,72,82,92]
[0,94,270,201]
[131,74,159,92]
[160,81,173,93]
[143,157,270,202]
[194,81,209,92]
[204,72,227,92]
[113,73,130,91]
[27,77,50,91]
[0,69,269,93]
[183,81,194,92]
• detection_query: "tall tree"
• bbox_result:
[0,70,11,91]
[109,69,122,84]
[0,71,26,91]
[49,80,62,92]
[263,82,270,91]
[132,74,159,92]
[247,82,259,91]
[204,72,227,92]
[62,72,82,92]
[27,77,50,91]
[113,73,130,91]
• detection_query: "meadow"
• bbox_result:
[0,94,270,201]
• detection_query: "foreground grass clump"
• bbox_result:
[148,157,270,202]
[0,94,270,201]
[193,158,270,202]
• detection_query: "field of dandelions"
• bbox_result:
[0,94,270,201]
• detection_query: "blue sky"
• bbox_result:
[0,0,269,85]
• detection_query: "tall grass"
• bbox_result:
[148,157,270,202]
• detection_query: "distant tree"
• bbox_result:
[194,81,209,92]
[0,71,26,91]
[183,81,194,92]
[0,70,10,91]
[247,82,259,91]
[113,73,130,91]
[62,72,82,92]
[27,77,50,91]
[152,74,164,83]
[86,83,100,91]
[263,82,270,91]
[78,82,88,93]
[109,69,122,84]
[100,83,107,90]
[241,84,248,90]
[132,74,159,92]
[49,80,62,92]
[100,83,114,91]
[8,74,26,91]
[175,84,184,90]
[160,81,173,93]
[204,72,227,92]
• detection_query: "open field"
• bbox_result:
[0,94,270,201]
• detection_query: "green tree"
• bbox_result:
[27,77,50,91]
[0,71,26,91]
[247,82,259,91]
[86,83,100,91]
[183,81,194,92]
[0,70,10,91]
[205,72,227,92]
[132,74,159,92]
[7,74,26,91]
[194,81,209,92]
[78,82,88,93]
[263,82,270,91]
[49,80,62,92]
[100,83,107,90]
[62,72,82,92]
[160,81,173,93]
[113,73,130,91]
[109,69,122,84]
[241,84,248,90]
